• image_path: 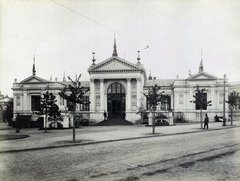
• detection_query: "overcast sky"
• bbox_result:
[1,0,240,96]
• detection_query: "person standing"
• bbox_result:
[103,110,108,120]
[204,114,209,129]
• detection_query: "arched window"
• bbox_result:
[107,83,125,94]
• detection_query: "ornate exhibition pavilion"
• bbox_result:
[12,41,240,128]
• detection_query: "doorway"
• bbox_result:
[107,83,126,119]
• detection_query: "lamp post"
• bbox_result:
[69,101,76,143]
[222,74,227,126]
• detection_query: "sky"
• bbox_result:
[1,0,240,97]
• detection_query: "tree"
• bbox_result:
[3,98,13,125]
[144,84,164,134]
[225,91,239,126]
[40,91,57,132]
[58,74,89,143]
[190,85,212,129]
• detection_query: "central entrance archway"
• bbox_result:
[107,83,126,119]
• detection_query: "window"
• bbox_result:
[146,95,171,111]
[108,83,125,94]
[67,96,90,111]
[79,96,90,111]
[31,95,41,111]
[195,93,207,110]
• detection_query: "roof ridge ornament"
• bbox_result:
[112,31,118,57]
[137,51,141,63]
[32,55,36,76]
[92,52,96,65]
[137,51,143,67]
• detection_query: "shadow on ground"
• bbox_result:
[0,134,29,141]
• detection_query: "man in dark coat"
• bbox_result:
[103,111,108,120]
[204,114,209,129]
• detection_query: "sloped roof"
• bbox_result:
[59,81,90,87]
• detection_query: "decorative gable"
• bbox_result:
[88,57,142,73]
[188,71,217,80]
[21,75,48,83]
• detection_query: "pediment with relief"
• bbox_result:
[88,57,142,73]
[188,72,217,80]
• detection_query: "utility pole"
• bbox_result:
[223,74,227,126]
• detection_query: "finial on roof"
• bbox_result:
[32,55,36,76]
[148,69,153,80]
[112,31,118,56]
[199,49,203,72]
[137,51,141,63]
[92,52,96,65]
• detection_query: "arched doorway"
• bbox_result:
[107,83,126,119]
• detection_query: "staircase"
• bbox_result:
[94,118,133,126]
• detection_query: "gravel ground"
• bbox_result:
[0,122,239,181]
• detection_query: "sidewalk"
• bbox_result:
[0,121,239,153]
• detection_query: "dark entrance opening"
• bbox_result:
[107,83,125,119]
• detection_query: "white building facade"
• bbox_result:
[11,42,240,127]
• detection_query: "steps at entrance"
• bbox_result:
[94,118,133,126]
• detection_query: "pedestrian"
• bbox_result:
[15,114,21,133]
[103,110,108,120]
[204,114,209,129]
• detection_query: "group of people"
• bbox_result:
[103,111,211,129]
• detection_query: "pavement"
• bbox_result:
[0,121,239,153]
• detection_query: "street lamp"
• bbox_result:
[222,74,227,126]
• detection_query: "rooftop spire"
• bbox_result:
[199,49,203,72]
[32,55,36,76]
[112,31,118,56]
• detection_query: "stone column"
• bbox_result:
[23,91,28,112]
[127,78,131,111]
[100,79,104,112]
[170,93,173,110]
[90,79,95,112]
[136,78,141,108]
[215,90,219,110]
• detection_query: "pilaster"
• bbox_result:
[136,78,141,108]
[90,79,96,112]
[127,78,131,111]
[100,79,104,112]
